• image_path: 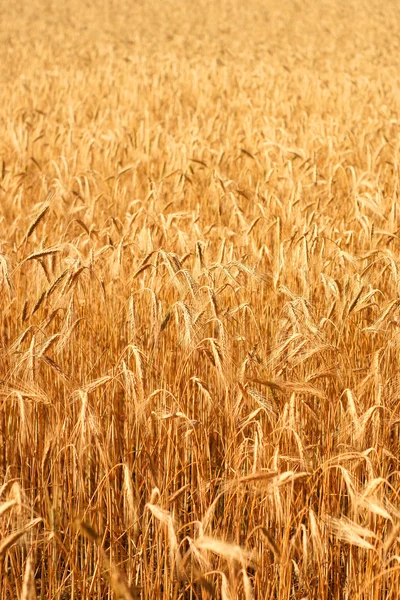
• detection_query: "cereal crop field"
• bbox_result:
[1,1,400,598]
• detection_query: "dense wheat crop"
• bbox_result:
[1,0,400,598]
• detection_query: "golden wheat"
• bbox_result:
[1,0,400,598]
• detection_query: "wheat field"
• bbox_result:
[1,0,400,598]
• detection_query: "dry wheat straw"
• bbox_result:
[1,0,400,597]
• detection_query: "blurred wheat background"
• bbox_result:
[1,0,400,598]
